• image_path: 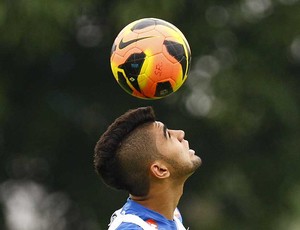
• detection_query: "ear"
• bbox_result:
[150,161,170,179]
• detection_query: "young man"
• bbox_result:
[94,106,202,229]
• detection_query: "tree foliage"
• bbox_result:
[0,0,300,229]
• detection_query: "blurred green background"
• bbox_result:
[0,0,300,229]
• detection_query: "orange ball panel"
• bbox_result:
[153,54,181,81]
[141,54,181,96]
[136,36,164,56]
[155,25,178,38]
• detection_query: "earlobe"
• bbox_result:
[150,162,170,179]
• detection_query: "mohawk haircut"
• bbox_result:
[94,106,156,195]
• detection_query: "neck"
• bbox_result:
[130,180,185,220]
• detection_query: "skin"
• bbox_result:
[130,121,202,220]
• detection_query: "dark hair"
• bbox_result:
[94,106,156,196]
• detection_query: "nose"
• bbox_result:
[170,130,185,141]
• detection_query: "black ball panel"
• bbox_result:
[155,81,173,97]
[118,52,146,93]
[117,71,133,94]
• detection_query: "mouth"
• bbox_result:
[189,149,195,155]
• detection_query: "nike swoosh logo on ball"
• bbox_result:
[118,36,154,49]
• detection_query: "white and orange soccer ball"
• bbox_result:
[110,18,191,99]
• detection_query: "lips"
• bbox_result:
[189,149,195,155]
[184,140,195,155]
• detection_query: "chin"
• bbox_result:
[192,156,202,169]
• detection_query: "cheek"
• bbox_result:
[174,147,188,161]
[156,139,186,160]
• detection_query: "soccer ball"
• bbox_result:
[110,18,191,99]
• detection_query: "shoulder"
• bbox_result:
[115,222,143,229]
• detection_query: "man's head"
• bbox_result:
[94,106,201,197]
